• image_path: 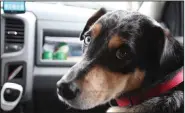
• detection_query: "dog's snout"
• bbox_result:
[57,82,80,100]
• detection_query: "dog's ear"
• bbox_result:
[80,8,107,40]
[149,26,166,60]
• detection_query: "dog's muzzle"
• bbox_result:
[57,81,80,100]
[56,64,80,100]
[56,58,92,101]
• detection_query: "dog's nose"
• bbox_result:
[57,82,79,100]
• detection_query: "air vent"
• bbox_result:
[4,18,25,52]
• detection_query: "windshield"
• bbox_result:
[39,2,143,11]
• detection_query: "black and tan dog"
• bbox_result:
[57,8,184,113]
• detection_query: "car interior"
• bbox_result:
[0,1,184,113]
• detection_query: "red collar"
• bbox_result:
[116,68,184,107]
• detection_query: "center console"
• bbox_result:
[1,12,36,113]
[0,2,97,113]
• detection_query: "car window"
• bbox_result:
[36,2,143,11]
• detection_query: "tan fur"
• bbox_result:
[76,66,145,106]
[90,23,102,38]
[108,34,126,48]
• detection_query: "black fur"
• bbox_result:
[58,8,184,113]
[79,9,184,113]
[119,90,184,113]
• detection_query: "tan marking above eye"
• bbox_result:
[108,34,126,49]
[90,23,102,38]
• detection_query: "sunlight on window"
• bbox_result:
[40,2,142,11]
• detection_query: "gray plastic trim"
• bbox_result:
[34,67,70,77]
[1,12,36,101]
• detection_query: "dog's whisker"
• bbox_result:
[66,105,72,110]
[108,100,115,107]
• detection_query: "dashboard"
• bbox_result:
[1,2,109,113]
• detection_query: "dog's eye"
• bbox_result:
[84,36,91,45]
[116,49,127,59]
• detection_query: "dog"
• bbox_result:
[57,8,184,113]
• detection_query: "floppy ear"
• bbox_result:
[80,8,107,40]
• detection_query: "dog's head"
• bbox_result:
[57,8,166,110]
